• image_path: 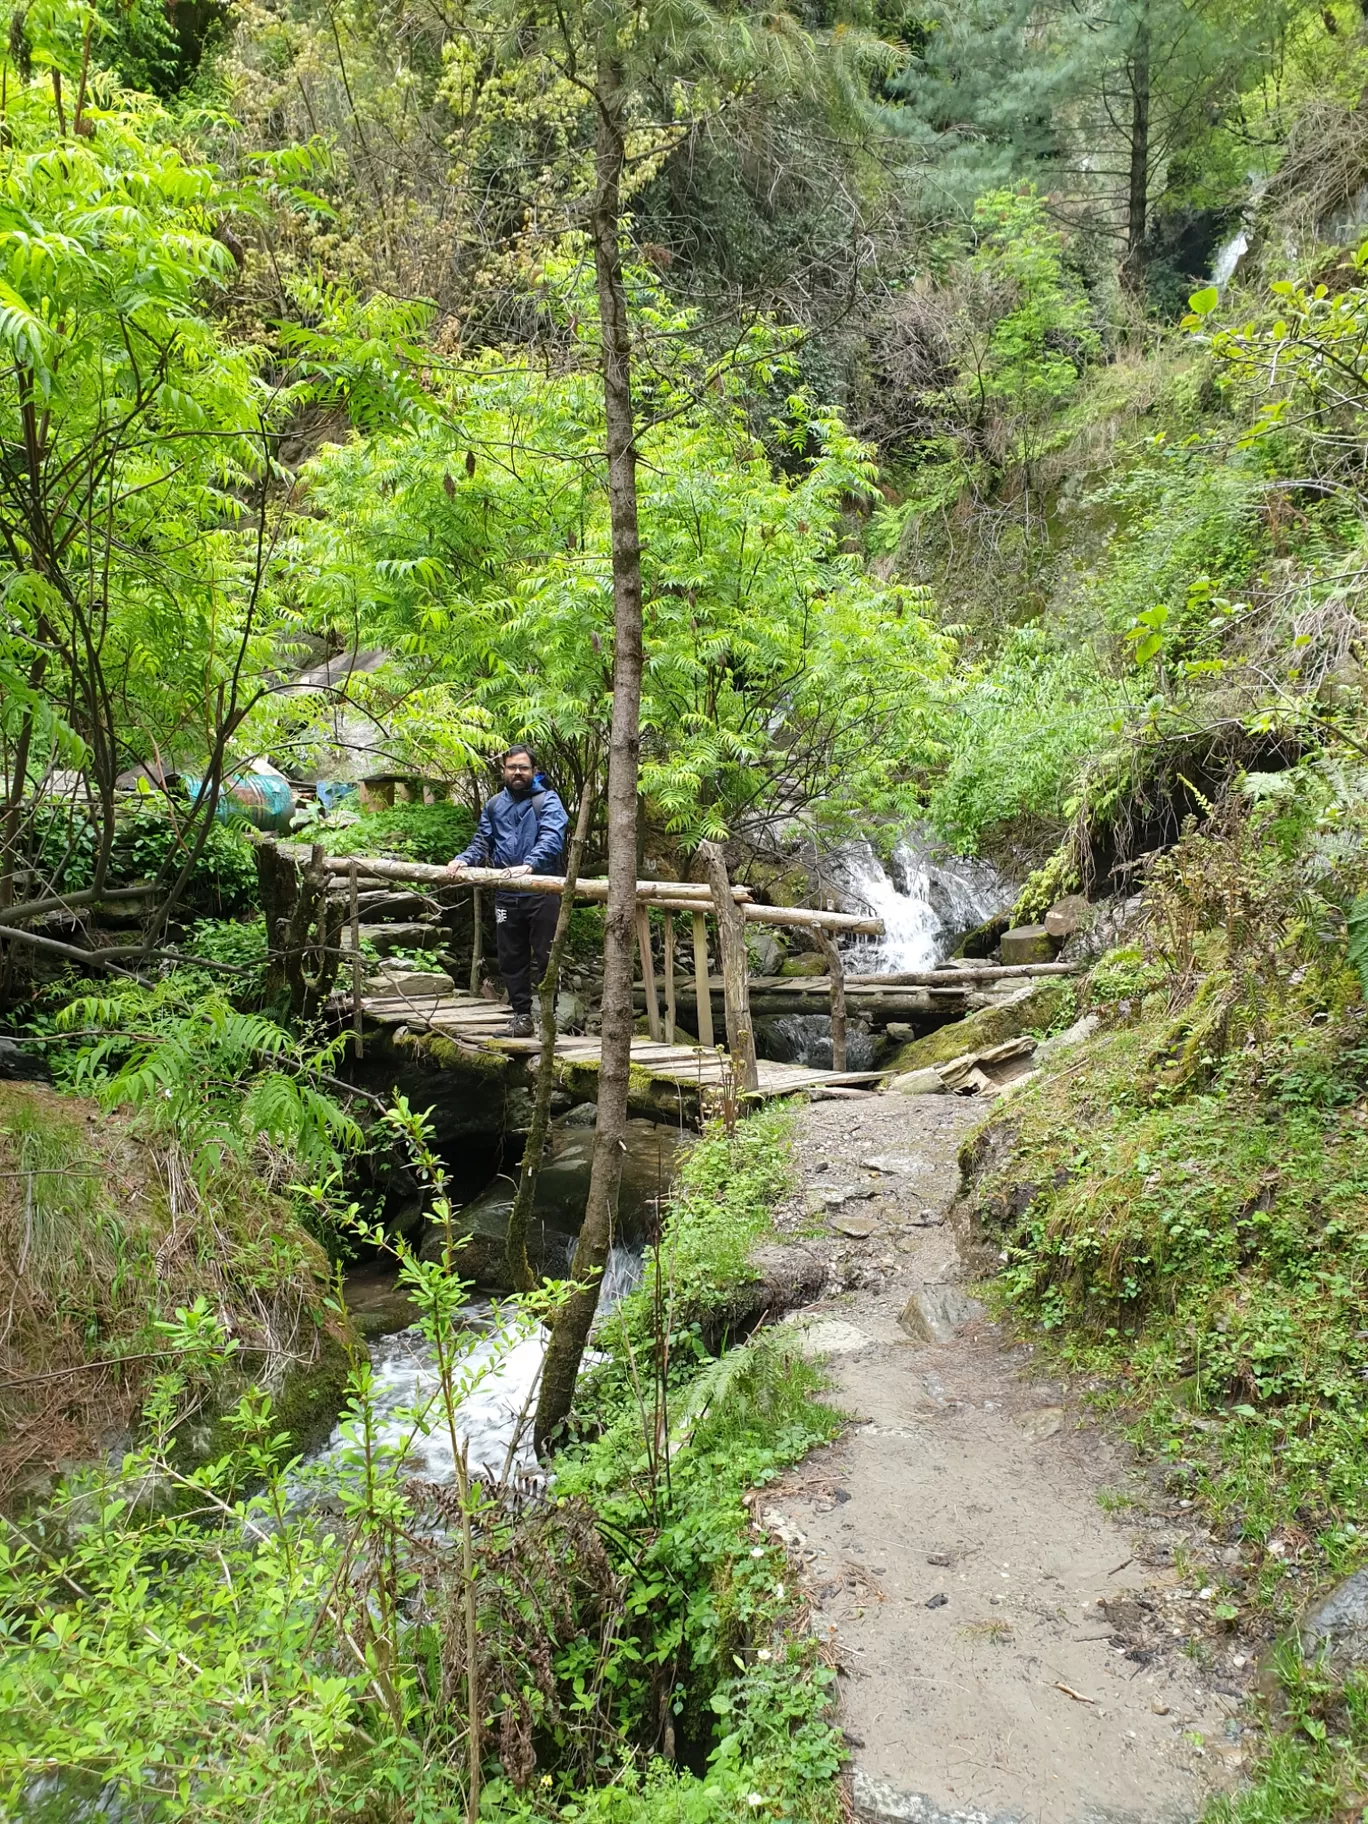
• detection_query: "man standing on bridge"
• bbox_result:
[446,746,569,1037]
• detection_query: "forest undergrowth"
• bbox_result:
[0,1103,843,1824]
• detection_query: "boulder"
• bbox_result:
[951,912,1013,960]
[370,968,456,998]
[779,953,829,977]
[939,1035,1037,1093]
[347,922,442,957]
[1302,1570,1368,1670]
[999,923,1055,965]
[745,930,785,977]
[1032,1013,1100,1071]
[1044,894,1091,940]
[881,978,1072,1078]
[888,1066,948,1096]
[899,1284,985,1344]
[0,1037,47,1082]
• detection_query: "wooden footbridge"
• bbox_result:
[282,844,1070,1110]
[355,977,888,1105]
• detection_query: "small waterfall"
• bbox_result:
[754,1013,876,1071]
[1211,174,1268,290]
[837,835,1013,974]
[1212,229,1248,287]
[291,1244,642,1501]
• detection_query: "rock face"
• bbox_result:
[1302,1569,1368,1669]
[0,1037,47,1082]
[999,923,1055,965]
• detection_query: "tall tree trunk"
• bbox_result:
[0,646,48,908]
[506,773,597,1292]
[534,37,643,1455]
[1125,13,1150,272]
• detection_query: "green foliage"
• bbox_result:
[183,916,270,994]
[0,1101,841,1824]
[0,1080,340,1481]
[927,627,1123,853]
[289,275,950,846]
[114,807,261,914]
[53,981,361,1173]
[957,785,1368,1805]
[323,800,475,866]
[643,1105,796,1302]
[1203,1644,1368,1822]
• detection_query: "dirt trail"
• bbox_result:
[766,1093,1245,1824]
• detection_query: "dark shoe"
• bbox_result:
[503,1012,535,1038]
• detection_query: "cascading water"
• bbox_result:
[753,1012,877,1072]
[744,831,1013,1070]
[291,1244,642,1501]
[1211,229,1248,287]
[838,833,1014,975]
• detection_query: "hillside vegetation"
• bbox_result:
[7,0,1368,1816]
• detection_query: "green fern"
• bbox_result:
[55,983,361,1176]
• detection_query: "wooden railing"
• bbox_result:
[276,841,883,1091]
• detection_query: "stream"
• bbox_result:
[296,1117,677,1499]
[837,832,1012,974]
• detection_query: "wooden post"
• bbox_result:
[817,929,846,1072]
[469,885,483,997]
[349,858,364,1060]
[698,842,758,1094]
[691,910,714,1049]
[663,914,676,1044]
[636,903,662,1040]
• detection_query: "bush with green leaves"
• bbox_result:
[323,800,475,866]
[286,268,951,849]
[0,1102,842,1824]
[926,626,1124,854]
[53,979,361,1174]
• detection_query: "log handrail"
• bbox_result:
[273,846,885,934]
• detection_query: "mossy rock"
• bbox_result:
[882,980,1073,1076]
[779,954,828,977]
[952,913,1012,960]
[181,1323,355,1473]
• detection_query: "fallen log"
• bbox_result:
[844,963,1074,985]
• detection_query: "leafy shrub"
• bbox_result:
[323,800,475,865]
[927,628,1123,854]
[184,917,270,997]
[0,1102,841,1824]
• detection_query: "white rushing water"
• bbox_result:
[1211,228,1248,287]
[292,1244,642,1502]
[837,835,1013,974]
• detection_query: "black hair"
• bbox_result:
[502,744,537,767]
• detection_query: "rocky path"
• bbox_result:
[764,1092,1247,1824]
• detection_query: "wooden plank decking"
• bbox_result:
[357,986,881,1100]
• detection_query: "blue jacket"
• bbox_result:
[457,781,568,876]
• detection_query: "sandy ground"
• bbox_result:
[764,1091,1251,1824]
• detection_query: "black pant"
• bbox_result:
[494,891,559,1014]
